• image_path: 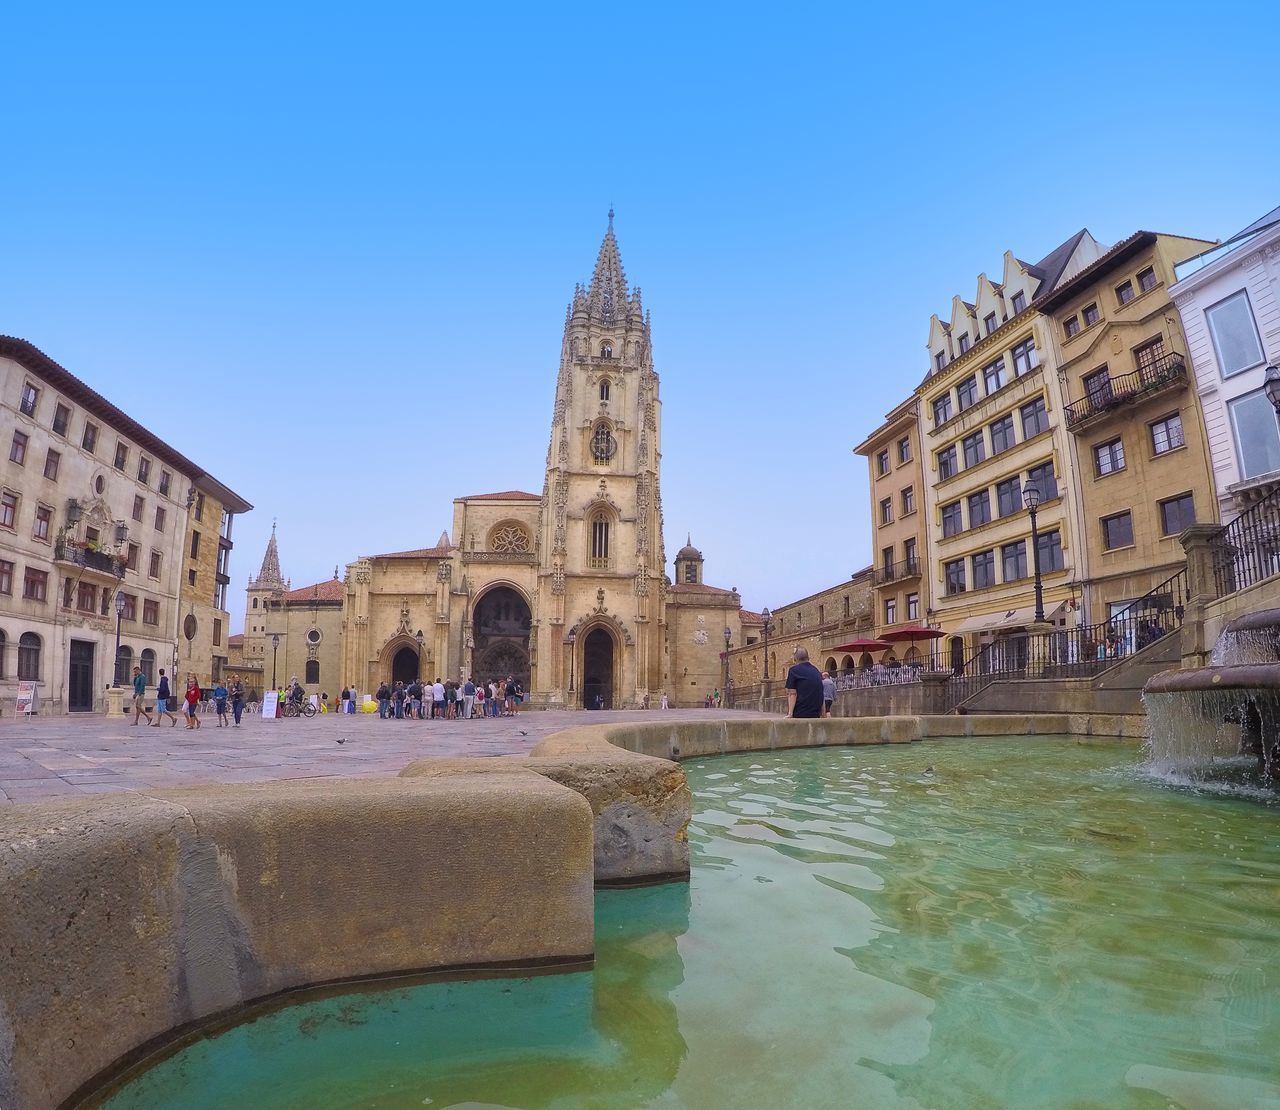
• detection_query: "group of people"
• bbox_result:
[366,676,523,720]
[128,669,247,728]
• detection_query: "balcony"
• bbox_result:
[874,557,921,586]
[1064,353,1187,432]
[54,539,126,579]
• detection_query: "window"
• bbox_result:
[880,597,896,625]
[1011,290,1027,314]
[901,486,915,515]
[33,505,51,541]
[1228,390,1280,479]
[52,403,70,436]
[155,506,166,532]
[1027,461,1058,501]
[1150,413,1184,455]
[1019,397,1049,439]
[941,500,963,537]
[113,441,128,470]
[305,659,320,684]
[1094,438,1126,476]
[149,550,162,578]
[897,437,911,464]
[599,379,610,401]
[944,559,966,595]
[906,593,920,620]
[968,489,992,527]
[43,449,60,480]
[984,312,997,335]
[590,423,616,463]
[1002,540,1028,582]
[962,431,986,468]
[1138,266,1157,293]
[1206,290,1266,377]
[957,376,978,411]
[134,459,151,489]
[983,358,1008,394]
[125,543,139,571]
[933,393,953,425]
[972,549,996,589]
[252,597,259,609]
[0,491,15,528]
[1084,367,1112,406]
[1082,303,1100,327]
[589,514,610,568]
[600,341,612,359]
[140,648,156,685]
[1159,493,1196,536]
[879,497,893,525]
[903,538,918,567]
[0,559,12,594]
[1064,315,1081,338]
[1102,511,1134,550]
[935,351,947,372]
[121,593,137,621]
[1037,530,1065,573]
[130,495,144,522]
[990,414,1016,455]
[938,445,958,480]
[143,599,160,625]
[1012,338,1039,375]
[76,581,96,612]
[213,618,223,646]
[10,431,28,465]
[158,470,172,496]
[876,449,890,475]
[194,492,204,521]
[843,595,850,618]
[958,334,971,354]
[23,568,48,601]
[188,569,197,587]
[1116,280,1135,305]
[18,632,41,679]
[20,381,39,416]
[190,531,201,559]
[997,476,1022,517]
[82,422,98,452]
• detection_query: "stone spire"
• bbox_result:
[256,522,285,587]
[588,209,628,323]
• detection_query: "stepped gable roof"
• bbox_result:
[461,490,540,501]
[284,579,344,604]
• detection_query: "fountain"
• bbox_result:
[1143,607,1280,779]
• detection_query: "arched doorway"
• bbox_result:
[582,627,615,709]
[473,585,531,692]
[392,647,418,685]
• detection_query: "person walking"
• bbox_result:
[184,675,203,729]
[340,686,350,715]
[820,670,836,718]
[230,675,245,727]
[785,647,824,719]
[151,668,179,726]
[474,682,484,718]
[213,680,230,727]
[660,691,669,710]
[130,666,153,726]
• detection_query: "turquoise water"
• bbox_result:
[103,738,1279,1109]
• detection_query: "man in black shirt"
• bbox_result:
[785,646,824,719]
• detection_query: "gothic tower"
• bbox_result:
[537,212,666,708]
[242,522,288,678]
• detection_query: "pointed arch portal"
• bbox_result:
[582,627,615,709]
[473,585,532,691]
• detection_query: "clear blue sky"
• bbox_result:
[4,3,1275,631]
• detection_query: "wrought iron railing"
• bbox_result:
[1063,353,1187,430]
[53,539,126,578]
[943,566,1188,711]
[1211,485,1280,598]
[873,558,921,585]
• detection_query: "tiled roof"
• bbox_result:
[460,491,541,501]
[373,546,451,560]
[284,579,345,604]
[669,582,738,597]
[740,609,765,626]
[228,633,244,646]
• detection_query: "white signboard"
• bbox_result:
[261,691,280,719]
[15,681,39,716]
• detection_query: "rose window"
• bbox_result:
[491,525,530,554]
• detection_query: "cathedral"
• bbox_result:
[231,215,753,708]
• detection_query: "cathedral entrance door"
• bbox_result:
[392,646,419,685]
[582,627,614,709]
[473,586,532,692]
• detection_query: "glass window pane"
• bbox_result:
[1207,291,1265,377]
[1229,390,1280,479]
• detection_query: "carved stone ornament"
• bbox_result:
[693,629,709,645]
[355,615,368,628]
[696,615,706,626]
[594,587,607,613]
[397,600,412,636]
[437,562,452,581]
[551,562,565,595]
[490,523,531,553]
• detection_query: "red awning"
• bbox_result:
[832,639,892,652]
[880,625,945,643]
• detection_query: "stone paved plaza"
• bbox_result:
[0,707,768,805]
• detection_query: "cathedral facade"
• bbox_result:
[235,216,750,708]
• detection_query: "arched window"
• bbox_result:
[600,341,613,359]
[18,633,41,681]
[252,598,259,609]
[0,629,6,678]
[591,423,616,464]
[825,657,837,674]
[115,644,133,686]
[140,648,156,685]
[305,659,320,684]
[589,513,611,569]
[599,378,610,401]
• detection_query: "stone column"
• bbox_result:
[920,670,950,716]
[1179,524,1222,670]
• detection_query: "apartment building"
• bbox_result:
[0,337,251,713]
[1038,230,1217,627]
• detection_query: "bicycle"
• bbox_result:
[282,699,317,718]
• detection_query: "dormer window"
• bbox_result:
[958,334,971,354]
[935,351,946,372]
[1011,291,1027,314]
[600,341,613,359]
[599,378,610,402]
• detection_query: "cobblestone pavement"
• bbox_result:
[0,707,768,805]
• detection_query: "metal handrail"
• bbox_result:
[53,539,126,578]
[873,557,921,585]
[1063,353,1187,429]
[1211,485,1280,598]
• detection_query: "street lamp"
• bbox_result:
[722,626,732,693]
[271,633,281,690]
[567,627,577,695]
[761,607,775,680]
[1023,483,1045,624]
[414,629,424,680]
[1264,365,1280,415]
[113,591,126,686]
